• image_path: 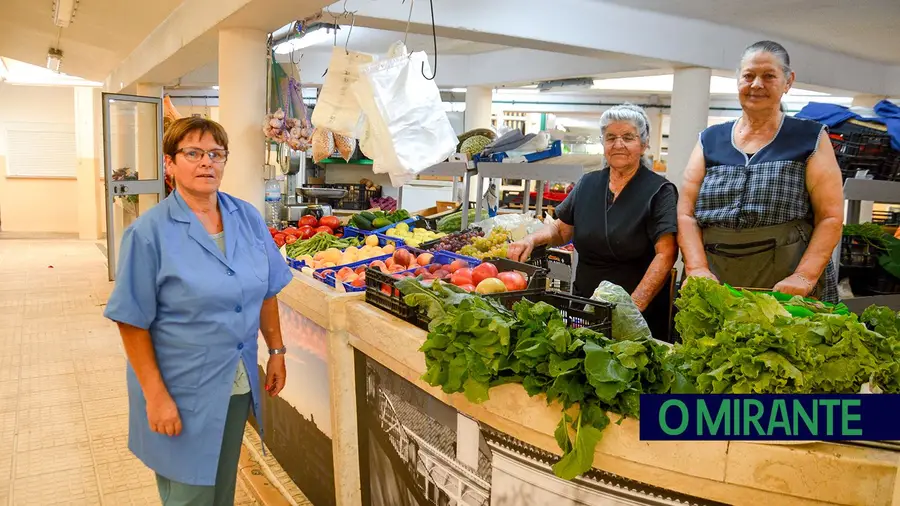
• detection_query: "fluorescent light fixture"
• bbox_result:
[212,85,219,90]
[592,74,829,97]
[52,0,78,28]
[449,88,466,93]
[273,26,335,54]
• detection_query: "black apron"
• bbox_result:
[571,167,674,341]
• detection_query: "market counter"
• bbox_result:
[273,274,900,506]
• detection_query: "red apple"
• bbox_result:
[497,271,528,291]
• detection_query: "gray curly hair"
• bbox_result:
[599,103,652,167]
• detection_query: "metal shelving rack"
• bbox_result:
[398,159,476,229]
[841,178,900,312]
[473,162,584,221]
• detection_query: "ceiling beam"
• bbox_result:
[104,0,333,91]
[346,0,898,95]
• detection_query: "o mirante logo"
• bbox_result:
[639,395,891,441]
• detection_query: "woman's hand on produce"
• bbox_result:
[146,391,182,437]
[265,355,287,397]
[506,238,533,262]
[685,267,718,282]
[773,273,814,297]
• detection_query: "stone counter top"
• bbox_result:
[275,275,900,506]
[341,300,899,506]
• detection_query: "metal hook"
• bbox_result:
[344,13,356,54]
[421,0,437,80]
[403,0,415,47]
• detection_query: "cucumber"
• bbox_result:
[359,211,377,222]
[351,215,373,230]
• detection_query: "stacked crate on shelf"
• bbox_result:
[829,123,900,182]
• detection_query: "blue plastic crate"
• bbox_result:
[313,254,394,292]
[285,233,404,271]
[370,217,418,235]
[396,251,480,276]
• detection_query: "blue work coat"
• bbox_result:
[103,189,293,486]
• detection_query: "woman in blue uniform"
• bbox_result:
[508,104,679,340]
[104,117,293,505]
[678,41,844,301]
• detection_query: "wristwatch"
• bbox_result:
[268,346,287,355]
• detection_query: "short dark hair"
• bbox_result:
[163,117,229,158]
[741,40,792,77]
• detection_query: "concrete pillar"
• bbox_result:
[666,67,711,189]
[218,28,267,213]
[464,86,493,131]
[74,87,102,240]
[136,84,163,215]
[648,107,664,165]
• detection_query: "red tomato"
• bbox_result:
[268,227,278,236]
[274,236,286,248]
[459,284,476,293]
[285,235,298,245]
[472,262,499,286]
[282,227,299,237]
[297,226,316,240]
[450,269,473,287]
[319,216,341,230]
[315,226,334,235]
[273,233,286,242]
[497,271,527,291]
[299,215,318,228]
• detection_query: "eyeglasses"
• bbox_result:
[604,134,640,145]
[175,148,229,164]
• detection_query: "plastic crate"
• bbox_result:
[324,183,383,211]
[285,232,402,271]
[848,265,900,296]
[366,257,548,324]
[829,130,900,181]
[312,254,395,292]
[840,235,883,268]
[484,289,613,337]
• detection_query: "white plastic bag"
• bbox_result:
[310,47,375,138]
[354,43,457,187]
[473,212,547,240]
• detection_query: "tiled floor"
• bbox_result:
[0,239,259,506]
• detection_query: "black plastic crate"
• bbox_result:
[848,265,900,296]
[364,267,418,322]
[366,258,548,326]
[840,235,883,268]
[324,183,382,211]
[486,289,613,337]
[830,130,900,181]
[526,244,550,270]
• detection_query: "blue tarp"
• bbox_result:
[795,100,900,151]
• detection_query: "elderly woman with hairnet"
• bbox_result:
[508,104,679,340]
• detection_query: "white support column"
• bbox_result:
[465,86,494,203]
[666,67,711,189]
[74,87,102,240]
[464,86,493,131]
[648,107,664,165]
[218,28,267,213]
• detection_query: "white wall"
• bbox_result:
[0,84,81,233]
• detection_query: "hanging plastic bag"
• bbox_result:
[590,281,652,341]
[354,42,457,187]
[310,47,375,138]
[352,43,406,179]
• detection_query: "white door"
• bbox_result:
[102,93,165,281]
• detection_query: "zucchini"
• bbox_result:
[351,214,373,230]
